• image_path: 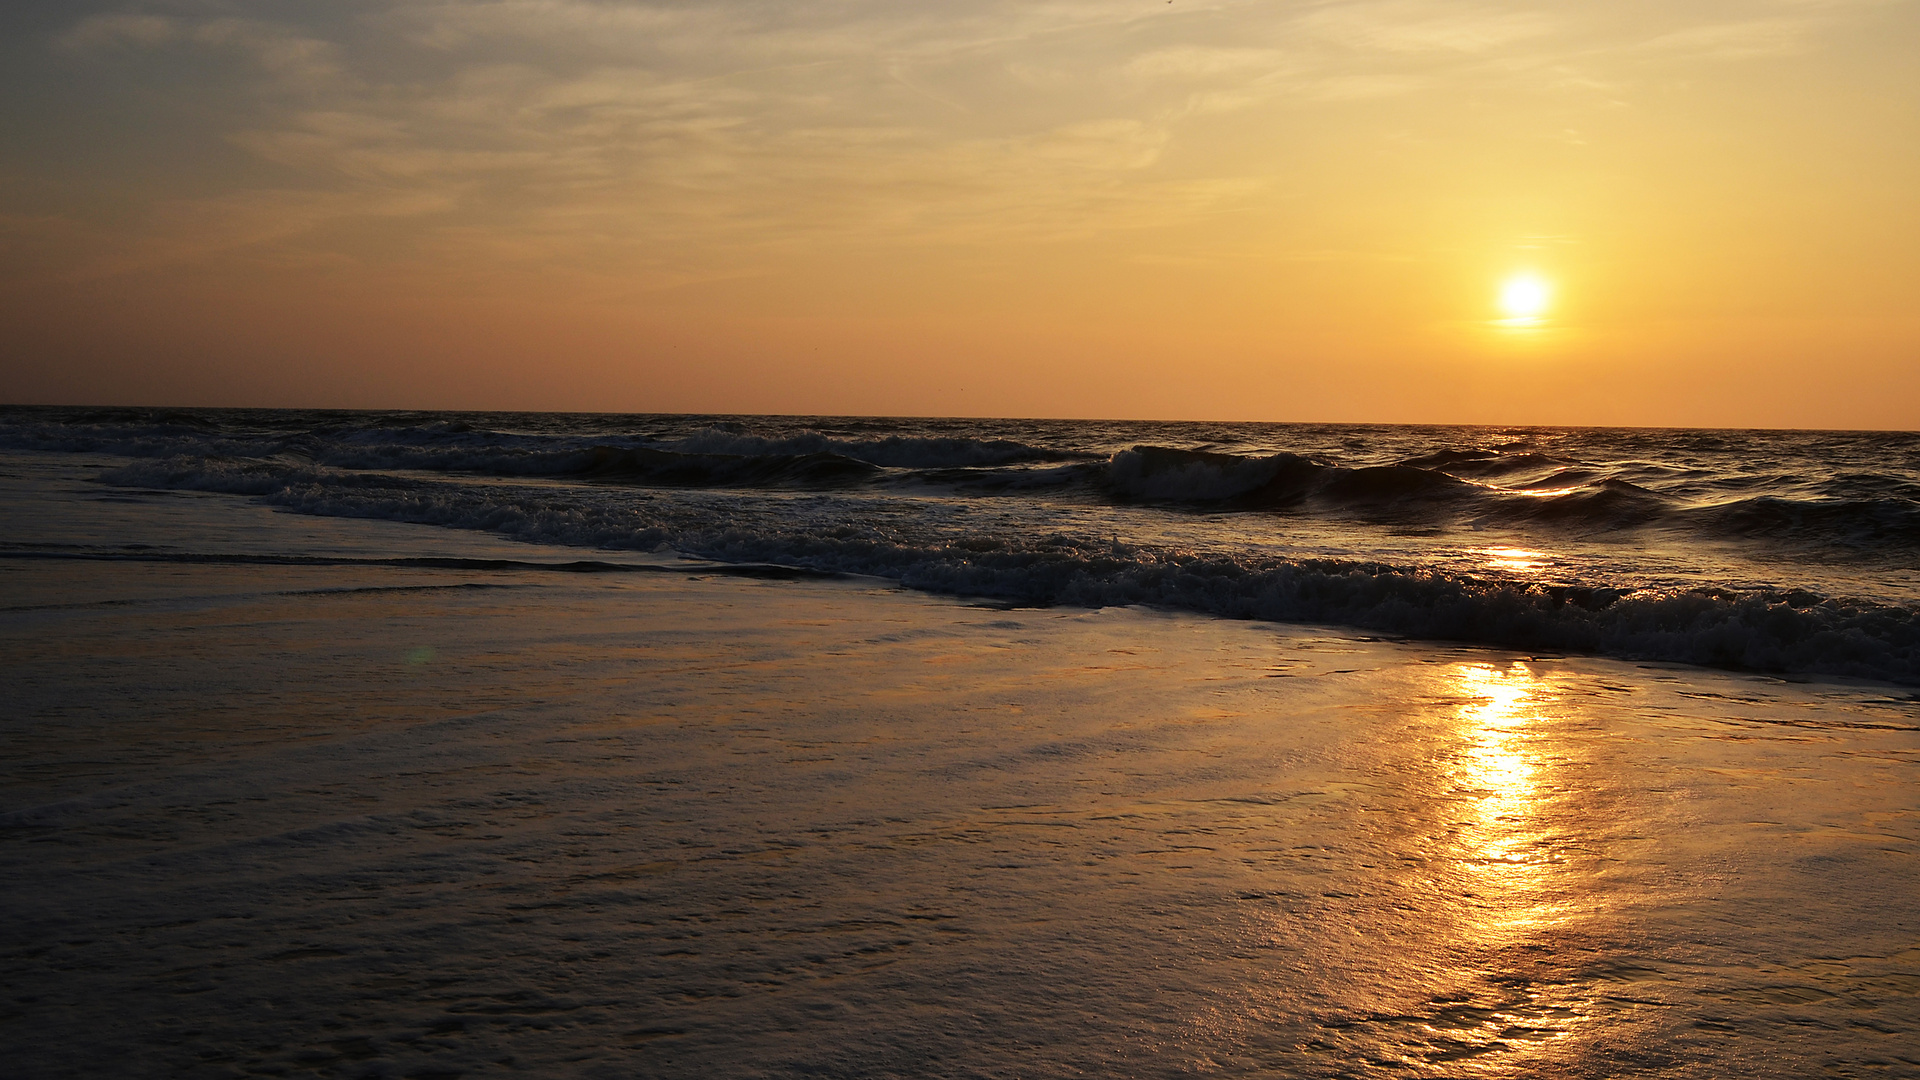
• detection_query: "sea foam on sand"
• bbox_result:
[2,487,1919,1078]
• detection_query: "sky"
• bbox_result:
[2,0,1916,426]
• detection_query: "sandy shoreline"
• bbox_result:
[3,491,1919,1077]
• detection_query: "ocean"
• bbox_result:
[4,407,1918,1078]
[5,406,1916,683]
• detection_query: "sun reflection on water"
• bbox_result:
[1473,546,1550,574]
[1389,661,1588,1060]
[1450,663,1557,921]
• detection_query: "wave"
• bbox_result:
[1398,448,1570,479]
[1695,496,1920,551]
[17,406,1918,557]
[0,547,844,585]
[577,446,880,487]
[95,459,1920,686]
[1099,444,1920,549]
[1497,478,1675,529]
[0,413,1078,483]
[1317,463,1472,503]
[664,428,1082,469]
[1106,445,1471,509]
[1106,446,1324,504]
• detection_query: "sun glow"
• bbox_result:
[1498,274,1553,324]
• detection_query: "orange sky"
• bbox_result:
[3,0,1917,426]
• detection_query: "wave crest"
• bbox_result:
[95,459,1920,685]
[668,428,1073,469]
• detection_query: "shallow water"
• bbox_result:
[4,474,1918,1078]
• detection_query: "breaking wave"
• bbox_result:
[92,456,1920,686]
[11,405,1920,684]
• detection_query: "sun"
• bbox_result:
[1499,274,1552,322]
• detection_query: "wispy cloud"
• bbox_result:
[25,0,1909,285]
[1124,46,1290,81]
[1636,18,1820,60]
[58,13,180,50]
[62,13,346,87]
[1294,2,1561,55]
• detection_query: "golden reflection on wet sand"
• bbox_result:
[1454,663,1549,879]
[1429,662,1585,1059]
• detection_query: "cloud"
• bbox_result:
[1295,2,1560,55]
[1626,0,1910,62]
[61,12,344,88]
[189,18,345,85]
[1305,73,1431,101]
[1636,18,1819,60]
[1124,46,1289,80]
[26,0,1908,289]
[36,0,1232,275]
[57,13,181,50]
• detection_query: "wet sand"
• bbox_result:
[3,511,1919,1077]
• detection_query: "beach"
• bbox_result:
[7,0,1919,1067]
[4,466,1918,1078]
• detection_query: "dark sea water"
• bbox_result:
[3,406,1917,684]
[6,407,1920,1079]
